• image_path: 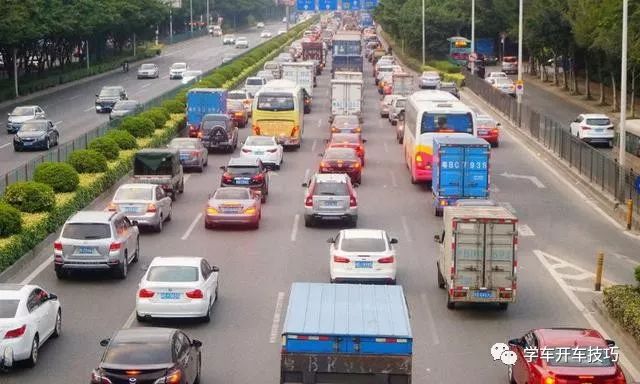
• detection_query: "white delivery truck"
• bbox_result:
[281,62,315,96]
[392,73,414,96]
[434,206,518,310]
[333,72,364,98]
[330,78,363,122]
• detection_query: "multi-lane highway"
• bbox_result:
[2,38,640,384]
[0,21,282,175]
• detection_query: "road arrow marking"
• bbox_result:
[500,172,546,188]
[517,224,535,237]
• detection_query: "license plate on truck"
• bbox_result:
[473,291,493,299]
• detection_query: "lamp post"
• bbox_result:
[470,0,475,74]
[516,0,523,121]
[619,0,629,171]
[190,0,194,33]
[421,0,425,66]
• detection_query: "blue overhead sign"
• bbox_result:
[297,0,314,11]
[318,0,337,10]
[363,0,377,8]
[342,0,360,9]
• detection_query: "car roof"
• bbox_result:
[229,90,249,95]
[170,137,199,143]
[172,62,187,66]
[102,86,123,90]
[313,173,350,183]
[13,105,38,110]
[149,256,203,268]
[113,327,175,344]
[341,229,385,239]
[535,328,608,348]
[68,210,117,223]
[228,156,261,166]
[0,284,33,299]
[582,113,610,119]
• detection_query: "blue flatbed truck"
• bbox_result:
[432,134,491,217]
[186,88,227,137]
[280,283,413,384]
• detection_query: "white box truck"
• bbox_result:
[330,79,363,122]
[392,73,413,96]
[434,206,518,310]
[333,71,364,82]
[281,62,315,96]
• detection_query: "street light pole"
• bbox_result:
[206,0,210,27]
[190,0,194,33]
[421,0,425,66]
[619,0,629,171]
[13,48,18,98]
[286,4,290,31]
[470,0,475,75]
[516,0,523,121]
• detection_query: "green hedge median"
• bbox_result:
[603,267,640,346]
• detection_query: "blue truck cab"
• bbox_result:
[186,88,227,137]
[280,283,412,384]
[331,34,363,75]
[432,134,491,217]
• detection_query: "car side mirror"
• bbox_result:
[212,266,220,272]
[95,94,99,97]
[100,338,110,347]
[192,339,203,348]
[605,339,616,347]
[508,338,523,348]
[326,237,335,243]
[496,123,501,127]
[301,182,308,187]
[48,293,58,301]
[323,138,329,143]
[390,238,398,244]
[362,139,367,143]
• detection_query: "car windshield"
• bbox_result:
[495,78,512,85]
[586,118,611,126]
[20,121,47,131]
[325,148,357,160]
[202,119,226,131]
[114,187,152,201]
[314,182,348,196]
[11,107,34,116]
[0,300,19,318]
[237,38,247,42]
[477,118,495,127]
[62,223,111,240]
[544,347,615,367]
[423,72,438,77]
[103,342,172,365]
[257,94,294,111]
[147,266,199,282]
[245,136,275,146]
[246,78,264,85]
[113,101,137,111]
[171,63,186,70]
[99,88,120,97]
[140,64,155,70]
[228,92,246,100]
[421,112,474,134]
[228,166,259,175]
[215,189,251,199]
[169,140,198,149]
[340,236,386,252]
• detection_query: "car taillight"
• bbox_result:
[581,126,591,130]
[106,203,117,211]
[614,371,627,384]
[415,152,430,169]
[241,148,251,153]
[331,127,339,133]
[147,203,157,212]
[353,162,361,169]
[197,131,203,138]
[490,128,499,134]
[253,124,260,135]
[378,256,395,263]
[154,368,182,384]
[253,173,264,183]
[542,376,556,384]
[349,195,357,207]
[4,324,26,339]
[191,151,199,157]
[185,289,204,299]
[333,255,350,263]
[54,241,63,251]
[222,172,233,183]
[234,112,243,117]
[358,145,364,153]
[138,289,155,298]
[291,125,299,136]
[109,242,121,251]
[90,370,113,384]
[608,126,615,130]
[354,127,362,133]
[267,148,278,153]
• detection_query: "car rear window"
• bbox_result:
[228,100,244,109]
[245,136,275,146]
[228,93,246,100]
[586,118,611,126]
[0,300,20,318]
[503,57,517,63]
[246,78,264,85]
[169,140,198,149]
[313,182,348,196]
[331,134,359,143]
[115,187,153,201]
[228,166,259,175]
[215,189,251,199]
[340,237,387,252]
[545,347,615,367]
[147,266,199,282]
[325,148,357,160]
[62,223,111,240]
[103,343,172,365]
[396,99,406,108]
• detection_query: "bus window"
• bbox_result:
[421,113,473,134]
[257,93,295,111]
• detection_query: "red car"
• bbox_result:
[227,99,248,128]
[330,115,362,134]
[326,133,366,166]
[476,114,500,147]
[508,328,626,384]
[319,147,362,184]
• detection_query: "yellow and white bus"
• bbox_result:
[403,96,477,184]
[251,80,305,149]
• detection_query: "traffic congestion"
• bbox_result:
[1,10,638,384]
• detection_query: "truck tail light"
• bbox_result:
[138,289,155,298]
[253,124,261,135]
[542,376,556,384]
[185,289,204,299]
[333,255,350,263]
[191,151,199,157]
[253,173,264,183]
[378,256,394,263]
[109,242,122,251]
[452,290,467,298]
[4,324,26,339]
[291,125,299,136]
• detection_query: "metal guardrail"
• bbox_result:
[464,69,640,216]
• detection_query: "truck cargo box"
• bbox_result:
[186,88,227,137]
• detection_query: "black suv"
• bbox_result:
[95,86,127,113]
[200,114,238,153]
[220,157,269,202]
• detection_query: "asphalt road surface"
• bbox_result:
[0,21,283,176]
[2,51,640,384]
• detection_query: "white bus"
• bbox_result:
[403,97,477,184]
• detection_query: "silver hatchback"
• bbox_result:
[108,184,173,232]
[53,211,140,280]
[302,173,358,227]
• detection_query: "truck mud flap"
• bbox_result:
[281,353,411,384]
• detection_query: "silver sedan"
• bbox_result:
[137,63,160,79]
[108,184,173,232]
[168,138,209,172]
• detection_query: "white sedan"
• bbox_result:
[485,71,508,83]
[260,31,273,38]
[0,284,62,368]
[136,257,220,322]
[328,229,398,284]
[240,136,284,169]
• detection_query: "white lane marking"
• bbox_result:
[420,293,441,345]
[401,216,413,243]
[54,120,63,126]
[69,95,82,101]
[84,106,94,112]
[534,250,640,381]
[311,139,317,152]
[140,83,152,89]
[0,143,11,149]
[20,255,54,284]
[123,310,137,329]
[290,214,300,242]
[612,253,640,266]
[384,141,389,153]
[184,174,191,184]
[181,212,203,240]
[269,292,286,343]
[303,168,310,183]
[517,224,535,237]
[390,170,398,187]
[317,118,322,128]
[500,171,546,188]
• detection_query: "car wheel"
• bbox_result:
[179,180,184,193]
[55,268,66,279]
[253,220,260,229]
[198,164,204,173]
[132,239,140,262]
[205,222,214,230]
[204,157,208,167]
[14,146,20,152]
[116,256,128,279]
[25,335,39,368]
[446,295,455,310]
[304,216,314,227]
[202,299,213,323]
[45,138,50,150]
[155,216,163,232]
[492,141,499,148]
[52,309,62,338]
[437,265,446,289]
[261,193,266,203]
[498,303,509,311]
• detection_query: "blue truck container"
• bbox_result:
[332,35,363,74]
[186,88,227,135]
[432,134,491,216]
[475,38,496,63]
[280,282,412,384]
[359,13,373,28]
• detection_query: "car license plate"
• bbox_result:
[235,178,250,185]
[473,291,493,298]
[77,247,94,255]
[254,151,264,155]
[160,292,180,300]
[323,200,338,206]
[180,155,190,160]
[23,142,33,146]
[355,261,373,268]
[596,128,604,133]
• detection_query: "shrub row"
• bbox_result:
[0,17,317,271]
[421,65,466,87]
[427,60,462,74]
[603,281,640,346]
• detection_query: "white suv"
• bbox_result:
[570,113,614,147]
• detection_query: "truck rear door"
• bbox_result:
[346,82,362,114]
[484,222,516,290]
[462,146,489,197]
[453,220,483,289]
[438,145,464,197]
